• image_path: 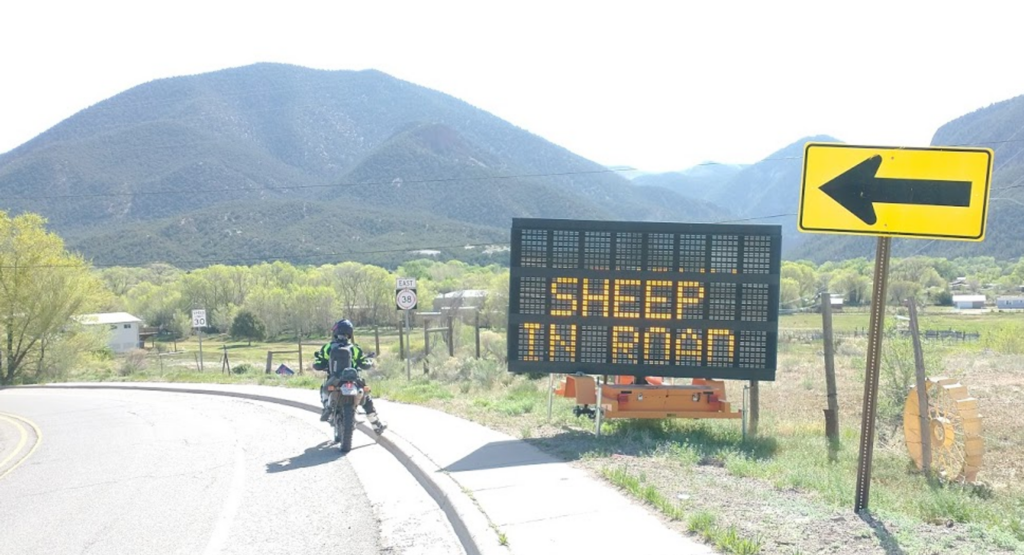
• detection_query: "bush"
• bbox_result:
[118,349,149,376]
[983,323,1024,354]
[231,363,257,375]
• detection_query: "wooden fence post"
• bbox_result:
[447,317,454,357]
[822,291,839,440]
[424,319,430,356]
[907,297,932,478]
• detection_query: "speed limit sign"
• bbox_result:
[191,309,207,328]
[395,288,418,310]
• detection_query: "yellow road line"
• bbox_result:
[0,414,28,469]
[0,411,42,481]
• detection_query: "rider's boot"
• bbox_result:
[320,387,331,421]
[366,411,387,435]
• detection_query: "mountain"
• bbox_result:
[787,95,1024,262]
[632,163,746,200]
[0,63,734,268]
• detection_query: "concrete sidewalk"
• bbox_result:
[23,383,713,555]
[374,397,715,555]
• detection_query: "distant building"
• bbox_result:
[996,296,1024,310]
[816,294,844,312]
[433,289,487,312]
[76,312,143,353]
[952,295,986,310]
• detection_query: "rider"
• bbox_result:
[313,319,386,435]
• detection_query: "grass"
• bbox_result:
[603,465,764,554]
[601,466,687,521]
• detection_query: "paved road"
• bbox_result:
[0,388,463,555]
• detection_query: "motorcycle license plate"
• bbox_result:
[341,383,358,395]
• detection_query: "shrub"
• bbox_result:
[231,363,257,375]
[118,349,149,376]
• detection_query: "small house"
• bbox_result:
[819,294,844,313]
[996,296,1024,310]
[433,289,488,312]
[952,294,986,310]
[77,312,143,353]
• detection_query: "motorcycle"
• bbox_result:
[324,343,373,452]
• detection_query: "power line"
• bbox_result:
[7,134,1024,202]
[3,167,643,200]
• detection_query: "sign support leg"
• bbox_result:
[547,373,554,421]
[855,236,892,513]
[404,309,412,380]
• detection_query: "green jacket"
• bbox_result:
[312,340,367,372]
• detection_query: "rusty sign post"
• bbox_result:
[799,142,993,513]
[854,236,892,512]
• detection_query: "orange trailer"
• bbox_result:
[555,374,741,420]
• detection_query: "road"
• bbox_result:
[0,387,463,555]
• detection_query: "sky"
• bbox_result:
[3,1,1024,173]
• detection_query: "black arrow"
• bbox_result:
[819,155,972,225]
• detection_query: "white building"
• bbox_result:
[433,289,488,312]
[77,312,143,353]
[952,294,986,310]
[996,296,1024,310]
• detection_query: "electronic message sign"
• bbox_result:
[507,218,781,381]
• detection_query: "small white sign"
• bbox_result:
[396,289,418,310]
[191,309,207,328]
[396,277,417,289]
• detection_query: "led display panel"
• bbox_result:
[507,218,782,380]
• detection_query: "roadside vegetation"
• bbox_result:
[58,311,1024,555]
[3,210,1024,553]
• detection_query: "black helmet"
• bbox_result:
[331,319,354,339]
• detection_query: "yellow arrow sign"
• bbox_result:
[798,143,993,241]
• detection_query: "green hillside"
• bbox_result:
[5,62,1024,266]
[0,63,740,267]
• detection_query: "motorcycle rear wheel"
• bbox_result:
[332,409,343,444]
[340,403,356,452]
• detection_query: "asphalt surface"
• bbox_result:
[0,388,463,555]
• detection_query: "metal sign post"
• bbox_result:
[191,309,207,373]
[798,142,994,514]
[854,236,892,513]
[396,278,418,380]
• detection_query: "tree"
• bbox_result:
[230,310,267,346]
[0,212,103,385]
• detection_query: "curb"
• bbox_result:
[5,383,500,555]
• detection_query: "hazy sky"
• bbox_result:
[3,1,1023,173]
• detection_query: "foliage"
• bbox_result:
[877,322,943,434]
[231,363,258,375]
[982,323,1024,354]
[0,212,105,385]
[230,310,267,346]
